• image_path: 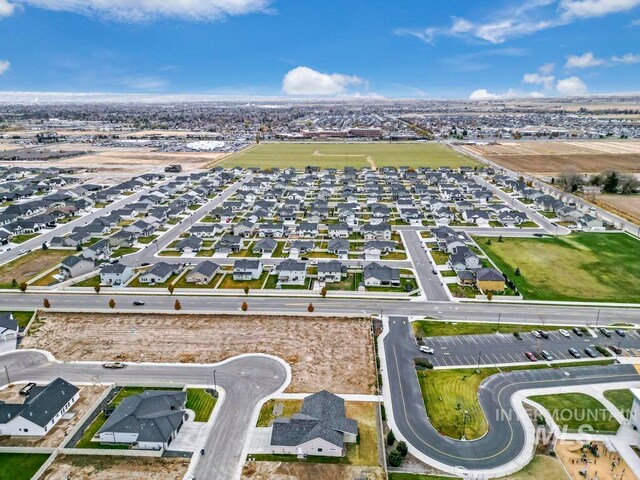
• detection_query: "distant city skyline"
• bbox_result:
[0,0,639,99]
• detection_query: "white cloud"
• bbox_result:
[556,76,588,95]
[0,0,15,17]
[611,53,640,63]
[523,72,556,89]
[469,89,500,100]
[632,18,640,25]
[6,0,272,21]
[560,0,640,18]
[282,66,363,96]
[565,51,606,68]
[539,62,556,74]
[0,60,10,76]
[529,91,546,98]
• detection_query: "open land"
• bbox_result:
[529,393,620,433]
[0,453,50,480]
[221,143,480,169]
[593,194,640,224]
[0,250,69,288]
[41,454,190,480]
[461,141,640,173]
[475,233,640,303]
[21,312,376,394]
[242,463,384,480]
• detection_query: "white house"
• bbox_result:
[100,264,134,286]
[233,259,263,281]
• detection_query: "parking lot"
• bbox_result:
[419,328,640,367]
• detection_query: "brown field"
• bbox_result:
[241,463,384,480]
[21,313,376,394]
[42,455,189,480]
[593,194,640,224]
[0,250,69,288]
[0,385,106,447]
[461,141,640,173]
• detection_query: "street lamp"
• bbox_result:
[461,410,469,440]
[476,350,482,372]
[497,313,501,333]
[212,369,218,398]
[596,309,601,329]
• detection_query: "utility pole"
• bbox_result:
[497,313,501,333]
[212,369,218,398]
[461,410,469,440]
[596,309,601,329]
[476,350,482,372]
[3,366,9,385]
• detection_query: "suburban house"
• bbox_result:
[475,268,506,293]
[233,259,263,281]
[327,238,350,259]
[185,261,219,285]
[269,390,358,458]
[0,377,79,437]
[139,262,183,284]
[448,246,481,271]
[59,255,95,279]
[176,236,203,254]
[362,223,392,241]
[328,223,350,239]
[317,261,346,284]
[0,312,17,343]
[215,235,244,254]
[363,262,400,287]
[100,263,134,286]
[97,390,187,450]
[82,239,112,261]
[253,238,278,255]
[276,259,307,286]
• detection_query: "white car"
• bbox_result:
[531,330,542,338]
[420,346,434,354]
[559,329,571,338]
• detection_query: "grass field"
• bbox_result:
[1,311,34,328]
[475,233,640,302]
[529,393,620,433]
[603,389,633,418]
[0,250,69,288]
[221,142,479,169]
[412,320,565,338]
[186,388,217,422]
[0,453,50,480]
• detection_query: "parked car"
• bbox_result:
[534,233,544,237]
[539,330,549,339]
[420,346,434,354]
[133,300,145,306]
[599,327,612,338]
[614,329,626,337]
[531,330,542,339]
[609,345,622,355]
[540,350,553,361]
[525,351,537,362]
[514,332,523,341]
[559,329,570,338]
[584,347,598,358]
[102,362,127,369]
[572,327,584,337]
[568,347,581,358]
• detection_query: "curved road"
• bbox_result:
[383,316,640,474]
[0,350,289,480]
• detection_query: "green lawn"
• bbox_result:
[5,311,34,328]
[222,142,479,169]
[137,235,159,244]
[326,273,359,291]
[603,389,634,418]
[111,247,140,258]
[74,275,101,287]
[186,388,217,422]
[174,273,223,289]
[474,233,640,302]
[429,250,449,265]
[418,361,614,440]
[11,233,40,244]
[256,399,304,427]
[0,453,50,480]
[412,320,566,338]
[529,393,620,433]
[217,271,268,289]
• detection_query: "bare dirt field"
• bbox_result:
[241,463,384,480]
[555,440,638,480]
[593,194,640,224]
[42,454,189,480]
[461,141,640,173]
[0,385,106,447]
[21,313,376,394]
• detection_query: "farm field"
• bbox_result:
[594,193,640,224]
[461,141,640,173]
[221,142,479,169]
[21,312,376,394]
[475,233,640,303]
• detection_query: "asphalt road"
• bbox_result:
[383,316,640,472]
[401,230,449,301]
[3,293,640,326]
[0,350,287,480]
[421,328,640,367]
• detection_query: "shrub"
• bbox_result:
[320,286,328,298]
[108,298,116,309]
[243,286,250,295]
[307,303,315,313]
[595,345,612,357]
[386,430,395,446]
[487,291,493,301]
[241,301,248,312]
[11,279,17,288]
[388,449,402,467]
[515,267,521,276]
[414,357,433,369]
[94,284,101,294]
[43,298,50,308]
[168,283,175,295]
[381,405,387,422]
[19,282,27,293]
[396,441,408,457]
[174,299,182,311]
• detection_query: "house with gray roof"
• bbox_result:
[269,390,358,458]
[276,259,307,286]
[97,390,187,450]
[0,377,79,437]
[327,238,350,259]
[253,237,278,255]
[317,261,346,284]
[59,255,94,279]
[0,312,17,343]
[139,262,183,284]
[100,263,134,286]
[233,259,263,281]
[363,262,400,287]
[185,261,219,285]
[176,236,203,254]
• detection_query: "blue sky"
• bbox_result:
[0,0,639,98]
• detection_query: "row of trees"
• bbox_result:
[556,169,639,194]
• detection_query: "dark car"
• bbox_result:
[572,327,584,337]
[584,347,598,358]
[141,262,150,266]
[540,350,554,361]
[133,300,145,306]
[599,327,612,338]
[609,345,622,355]
[568,347,581,358]
[525,351,537,362]
[514,332,523,341]
[614,329,626,337]
[534,233,544,237]
[539,330,549,339]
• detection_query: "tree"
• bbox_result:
[43,298,50,308]
[498,235,503,243]
[243,286,250,296]
[108,298,116,309]
[94,284,101,294]
[602,170,620,193]
[619,174,640,194]
[487,291,494,301]
[76,244,82,252]
[42,242,48,251]
[320,286,328,298]
[515,267,521,277]
[557,169,583,193]
[168,283,175,295]
[19,282,27,293]
[241,301,248,312]
[307,303,314,313]
[174,299,182,311]
[396,441,408,457]
[388,450,403,468]
[11,279,17,288]
[386,429,395,446]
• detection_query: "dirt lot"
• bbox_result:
[461,141,640,173]
[594,194,640,224]
[0,250,69,288]
[0,385,106,447]
[42,454,189,480]
[21,313,376,394]
[241,463,384,480]
[555,440,638,480]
